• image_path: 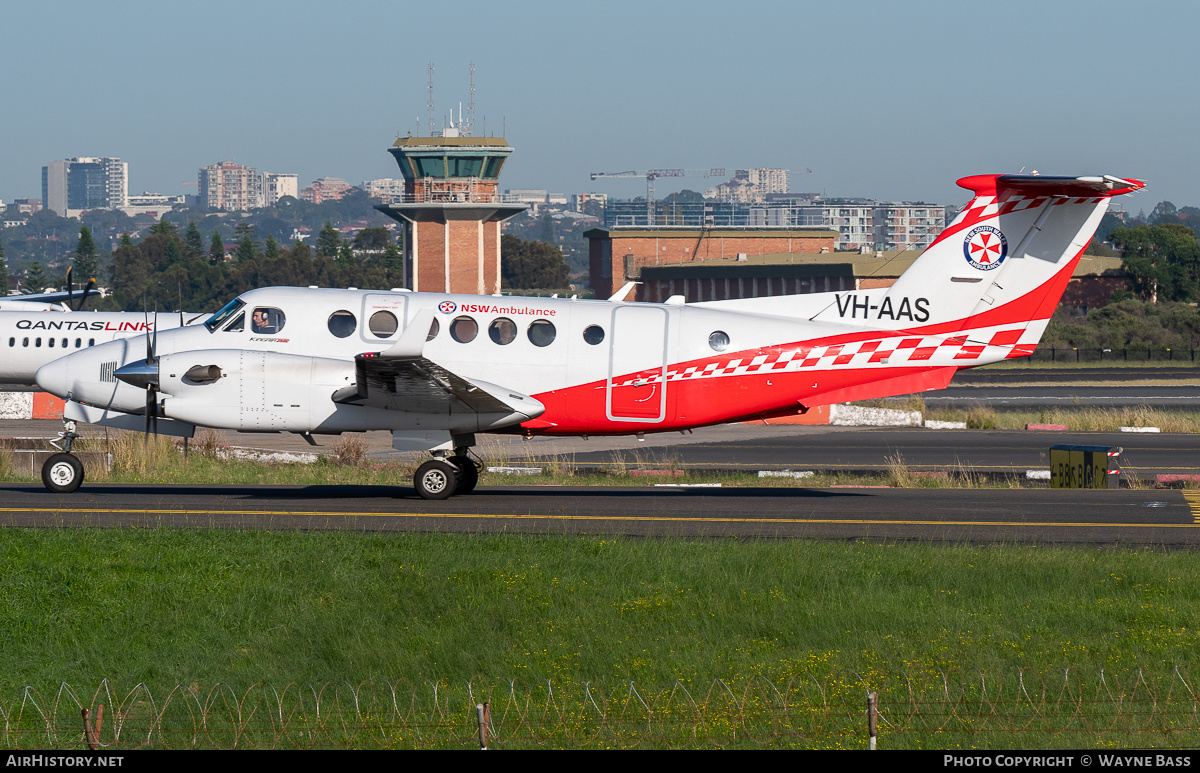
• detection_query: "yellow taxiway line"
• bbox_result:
[0,507,1195,528]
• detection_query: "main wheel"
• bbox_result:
[42,453,84,494]
[414,459,459,500]
[455,458,480,495]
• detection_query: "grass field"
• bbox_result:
[2,433,1200,746]
[1,529,1199,748]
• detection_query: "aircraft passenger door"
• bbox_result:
[607,305,668,422]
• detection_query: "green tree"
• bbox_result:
[263,234,280,261]
[336,240,356,266]
[237,233,257,263]
[382,241,403,272]
[24,262,51,293]
[353,226,391,251]
[501,234,571,290]
[149,218,178,237]
[316,222,341,259]
[183,221,205,261]
[0,236,8,297]
[73,225,99,282]
[209,231,225,263]
[1110,224,1200,303]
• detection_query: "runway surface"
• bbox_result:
[533,427,1200,477]
[2,482,1197,546]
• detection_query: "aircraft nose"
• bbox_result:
[34,355,73,399]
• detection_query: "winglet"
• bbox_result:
[608,281,639,302]
[379,307,434,359]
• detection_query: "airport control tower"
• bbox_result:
[375,132,526,294]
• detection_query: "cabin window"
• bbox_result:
[61,338,67,348]
[88,339,95,346]
[369,311,398,338]
[48,338,55,348]
[251,307,286,334]
[583,325,605,345]
[527,319,556,347]
[22,338,28,347]
[7,338,12,347]
[488,318,517,345]
[450,316,478,343]
[426,318,439,341]
[328,311,357,338]
[35,338,41,347]
[709,331,730,352]
[74,338,81,348]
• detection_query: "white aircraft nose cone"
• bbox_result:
[34,356,73,398]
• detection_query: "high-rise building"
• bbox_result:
[706,168,790,203]
[362,178,406,201]
[199,162,263,211]
[41,157,128,216]
[262,172,298,204]
[300,177,353,204]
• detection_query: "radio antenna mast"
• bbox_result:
[467,62,476,137]
[427,61,435,136]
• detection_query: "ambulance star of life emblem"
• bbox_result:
[963,225,1008,271]
[438,301,457,314]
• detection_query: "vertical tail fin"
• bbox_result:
[842,175,1143,351]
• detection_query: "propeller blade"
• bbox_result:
[66,267,74,310]
[76,279,95,311]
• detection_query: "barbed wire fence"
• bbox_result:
[2,667,1199,749]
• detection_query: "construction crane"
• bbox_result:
[590,168,726,223]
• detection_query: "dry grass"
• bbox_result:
[330,433,368,467]
[924,405,1200,433]
[883,452,914,488]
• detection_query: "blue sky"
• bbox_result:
[3,0,1194,212]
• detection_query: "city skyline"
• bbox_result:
[3,1,1196,213]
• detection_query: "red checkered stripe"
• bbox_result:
[609,327,1032,386]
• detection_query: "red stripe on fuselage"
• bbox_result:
[520,242,1086,436]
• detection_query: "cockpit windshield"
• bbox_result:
[204,298,246,332]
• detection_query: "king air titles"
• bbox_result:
[834,294,930,322]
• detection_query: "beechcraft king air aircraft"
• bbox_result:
[33,173,1143,498]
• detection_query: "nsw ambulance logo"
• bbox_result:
[963,225,1007,271]
[438,301,457,314]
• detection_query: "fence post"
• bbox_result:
[476,702,490,749]
[867,691,878,749]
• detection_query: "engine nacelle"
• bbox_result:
[158,349,354,431]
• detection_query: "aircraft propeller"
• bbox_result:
[63,267,96,311]
[111,303,161,440]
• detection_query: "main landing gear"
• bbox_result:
[413,448,480,500]
[42,420,84,494]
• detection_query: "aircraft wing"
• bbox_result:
[339,354,543,420]
[332,308,544,423]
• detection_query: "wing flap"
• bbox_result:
[338,354,545,424]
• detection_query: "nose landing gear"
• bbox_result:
[42,420,84,493]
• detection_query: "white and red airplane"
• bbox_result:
[33,173,1143,498]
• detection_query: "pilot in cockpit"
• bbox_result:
[252,308,282,335]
